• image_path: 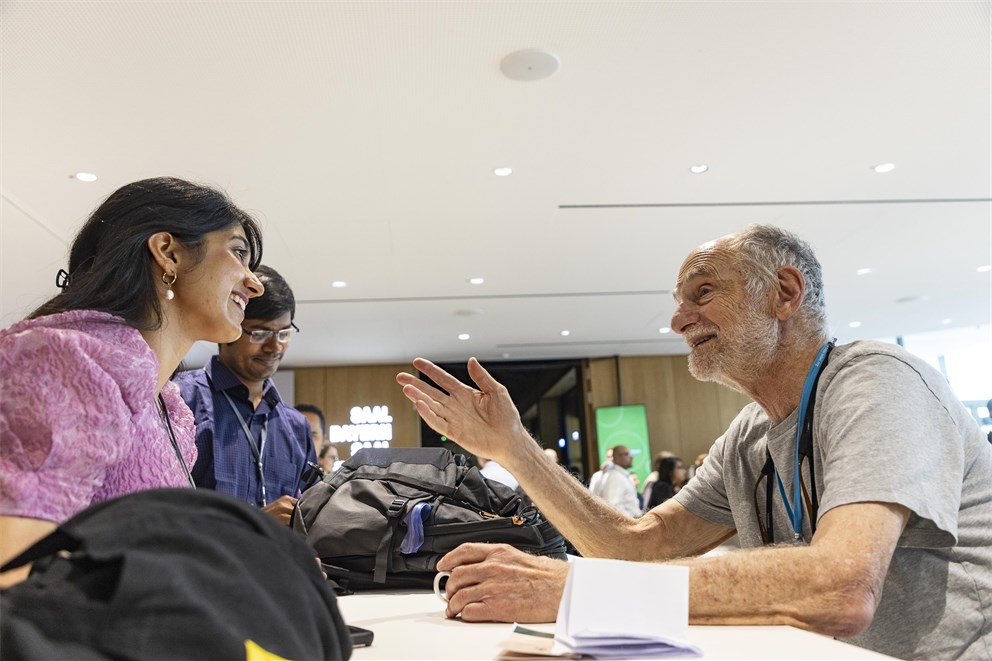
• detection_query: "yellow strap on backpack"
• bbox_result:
[244,639,292,661]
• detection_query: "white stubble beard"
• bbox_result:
[687,298,780,392]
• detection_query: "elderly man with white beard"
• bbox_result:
[396,224,992,660]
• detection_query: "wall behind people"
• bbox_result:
[295,364,419,461]
[586,355,752,473]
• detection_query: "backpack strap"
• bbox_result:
[0,529,78,573]
[374,496,410,583]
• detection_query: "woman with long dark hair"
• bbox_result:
[646,456,688,510]
[0,177,264,584]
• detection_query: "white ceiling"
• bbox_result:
[2,1,990,369]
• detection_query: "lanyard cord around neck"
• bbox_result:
[221,390,269,507]
[158,394,196,488]
[770,339,835,544]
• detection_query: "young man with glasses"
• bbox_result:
[176,265,316,524]
[397,225,992,660]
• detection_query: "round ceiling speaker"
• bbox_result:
[500,49,560,82]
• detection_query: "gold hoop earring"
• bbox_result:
[162,271,177,301]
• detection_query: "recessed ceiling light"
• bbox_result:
[978,265,992,273]
[856,268,873,276]
[872,163,896,173]
[457,333,470,341]
[560,330,570,337]
[493,167,513,177]
[689,164,709,174]
[848,321,862,328]
[331,281,347,288]
[71,172,97,182]
[468,277,485,285]
[942,318,953,325]
[659,327,671,334]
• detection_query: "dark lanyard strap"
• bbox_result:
[765,339,835,544]
[158,394,195,488]
[221,390,269,506]
[797,358,826,532]
[761,453,776,543]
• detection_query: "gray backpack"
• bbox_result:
[292,447,567,591]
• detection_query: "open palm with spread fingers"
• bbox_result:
[395,357,529,465]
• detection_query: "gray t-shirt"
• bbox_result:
[675,340,992,660]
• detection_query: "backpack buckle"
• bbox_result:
[387,497,409,518]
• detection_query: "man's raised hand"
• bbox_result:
[396,357,529,466]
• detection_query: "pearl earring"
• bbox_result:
[162,271,177,301]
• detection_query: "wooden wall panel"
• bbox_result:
[587,358,619,409]
[618,356,682,458]
[670,359,727,460]
[583,358,619,475]
[294,368,325,408]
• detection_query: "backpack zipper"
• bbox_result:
[440,496,526,524]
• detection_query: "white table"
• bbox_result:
[336,591,891,660]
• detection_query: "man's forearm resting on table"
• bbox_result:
[672,501,909,637]
[439,498,907,637]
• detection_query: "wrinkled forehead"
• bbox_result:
[673,239,739,298]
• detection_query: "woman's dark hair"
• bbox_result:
[656,456,684,485]
[30,177,263,329]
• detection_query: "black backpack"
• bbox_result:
[292,447,567,591]
[1,489,352,661]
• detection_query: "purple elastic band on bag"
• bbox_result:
[400,502,432,554]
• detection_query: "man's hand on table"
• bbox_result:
[436,543,569,623]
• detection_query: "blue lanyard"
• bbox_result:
[773,341,833,543]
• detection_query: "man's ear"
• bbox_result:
[146,232,182,275]
[773,265,805,321]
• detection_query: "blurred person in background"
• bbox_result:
[645,456,687,510]
[589,445,641,518]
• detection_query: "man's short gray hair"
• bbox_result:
[724,224,829,338]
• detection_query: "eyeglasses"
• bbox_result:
[243,322,300,344]
[752,453,815,545]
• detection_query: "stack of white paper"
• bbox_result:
[552,557,701,658]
